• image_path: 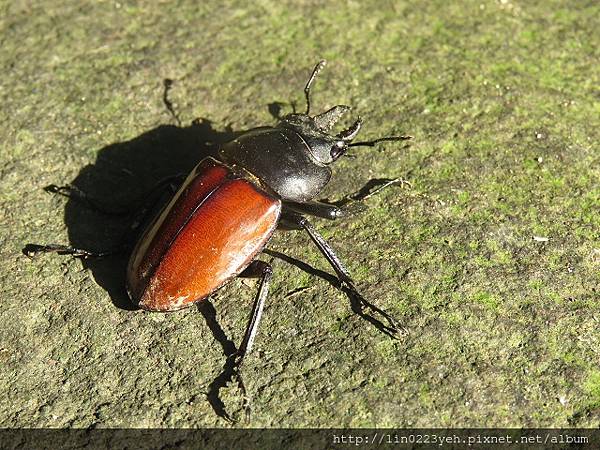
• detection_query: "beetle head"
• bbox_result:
[278,107,360,165]
[276,60,411,166]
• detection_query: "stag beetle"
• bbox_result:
[24,61,411,411]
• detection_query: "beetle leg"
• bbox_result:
[22,243,124,258]
[234,260,274,365]
[283,200,347,221]
[43,184,129,217]
[345,177,412,203]
[281,211,402,339]
[304,60,327,116]
[315,178,412,218]
[221,260,273,421]
[286,177,412,221]
[23,175,185,259]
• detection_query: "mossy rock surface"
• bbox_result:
[1,1,598,427]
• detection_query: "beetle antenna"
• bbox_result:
[304,60,327,116]
[348,135,413,147]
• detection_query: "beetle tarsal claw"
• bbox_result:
[340,280,405,339]
[43,184,64,194]
[22,244,45,257]
[231,363,252,423]
[44,183,86,200]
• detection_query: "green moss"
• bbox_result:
[418,382,432,406]
[561,352,585,368]
[584,371,600,409]
[472,292,500,310]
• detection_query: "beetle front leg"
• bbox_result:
[281,210,401,338]
[345,177,412,203]
[285,177,412,221]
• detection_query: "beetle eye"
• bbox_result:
[330,141,346,160]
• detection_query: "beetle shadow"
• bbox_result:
[264,249,404,339]
[28,114,253,421]
[53,98,295,311]
[53,118,240,310]
[26,103,293,421]
[196,300,237,421]
[196,299,246,423]
[267,101,296,120]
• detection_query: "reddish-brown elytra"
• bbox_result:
[127,157,281,312]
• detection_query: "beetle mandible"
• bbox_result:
[25,60,411,376]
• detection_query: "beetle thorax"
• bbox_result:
[218,123,333,202]
[218,107,363,202]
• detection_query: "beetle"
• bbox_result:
[25,60,411,386]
